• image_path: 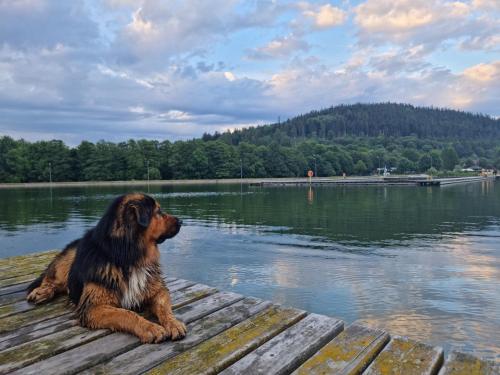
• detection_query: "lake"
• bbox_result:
[0,181,499,362]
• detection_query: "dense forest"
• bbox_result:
[1,103,499,183]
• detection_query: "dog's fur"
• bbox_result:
[26,193,186,343]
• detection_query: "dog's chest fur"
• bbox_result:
[121,267,152,309]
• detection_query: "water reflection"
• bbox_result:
[0,181,499,362]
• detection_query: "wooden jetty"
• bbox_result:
[0,250,498,375]
[259,175,494,187]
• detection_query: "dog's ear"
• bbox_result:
[129,200,152,228]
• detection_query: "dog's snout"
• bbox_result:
[177,218,183,226]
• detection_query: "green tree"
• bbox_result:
[354,160,367,175]
[441,147,459,170]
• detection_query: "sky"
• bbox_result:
[0,0,499,145]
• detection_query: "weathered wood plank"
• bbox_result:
[0,273,39,288]
[0,290,26,306]
[0,298,70,334]
[0,250,58,267]
[364,336,444,375]
[0,279,200,344]
[13,292,247,375]
[0,281,31,296]
[0,266,46,281]
[169,283,218,308]
[0,277,177,307]
[0,296,66,319]
[0,325,109,374]
[1,283,216,374]
[0,314,75,350]
[147,305,307,375]
[82,298,273,375]
[293,323,390,375]
[0,318,77,351]
[221,313,344,375]
[438,351,500,375]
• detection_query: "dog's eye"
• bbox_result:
[157,209,163,216]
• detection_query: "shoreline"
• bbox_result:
[0,177,325,189]
[0,175,494,189]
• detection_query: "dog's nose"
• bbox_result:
[177,219,183,226]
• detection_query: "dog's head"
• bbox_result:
[94,193,182,265]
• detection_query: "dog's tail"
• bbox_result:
[26,270,47,293]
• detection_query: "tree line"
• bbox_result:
[1,103,499,183]
[1,135,499,183]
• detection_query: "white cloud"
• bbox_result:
[301,3,347,29]
[247,34,310,60]
[462,61,499,82]
[472,0,500,11]
[353,0,500,54]
[0,0,498,144]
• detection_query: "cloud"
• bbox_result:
[0,1,99,49]
[0,0,498,144]
[463,62,499,82]
[300,3,347,29]
[472,0,500,11]
[110,0,289,67]
[267,56,500,118]
[354,0,498,52]
[247,34,310,60]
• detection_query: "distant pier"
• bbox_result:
[258,175,495,187]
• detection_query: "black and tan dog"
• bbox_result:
[26,193,186,343]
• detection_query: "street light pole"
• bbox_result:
[147,160,150,183]
[49,162,52,183]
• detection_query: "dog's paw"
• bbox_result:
[162,317,187,340]
[26,286,55,304]
[138,322,168,344]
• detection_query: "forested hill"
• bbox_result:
[206,103,500,145]
[1,103,500,183]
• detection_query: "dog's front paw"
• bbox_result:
[138,322,168,344]
[26,286,55,304]
[162,317,187,340]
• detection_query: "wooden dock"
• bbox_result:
[259,176,494,187]
[0,250,498,375]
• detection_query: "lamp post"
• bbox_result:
[49,162,52,183]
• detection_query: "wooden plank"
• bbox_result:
[0,325,109,374]
[438,351,500,375]
[169,283,218,308]
[0,298,70,334]
[0,297,66,319]
[1,283,216,374]
[0,281,31,296]
[0,250,58,267]
[147,305,307,375]
[0,313,74,348]
[0,290,26,306]
[364,336,444,375]
[0,277,179,307]
[0,273,39,288]
[0,280,206,343]
[13,292,248,375]
[0,266,45,281]
[0,319,77,351]
[293,323,390,375]
[221,313,344,375]
[82,298,273,375]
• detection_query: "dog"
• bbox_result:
[26,193,187,343]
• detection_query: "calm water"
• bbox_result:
[1,182,499,362]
